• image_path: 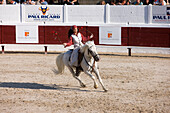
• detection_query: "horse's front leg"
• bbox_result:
[84,71,98,89]
[93,67,108,92]
[67,66,86,88]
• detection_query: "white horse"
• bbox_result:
[54,41,107,92]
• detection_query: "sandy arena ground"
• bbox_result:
[0,53,170,113]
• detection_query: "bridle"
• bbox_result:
[88,45,99,62]
[83,45,99,72]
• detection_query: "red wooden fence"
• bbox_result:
[0,25,170,47]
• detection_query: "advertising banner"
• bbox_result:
[23,5,63,22]
[99,26,121,45]
[16,25,38,43]
[152,6,170,24]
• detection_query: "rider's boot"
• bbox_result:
[76,66,81,77]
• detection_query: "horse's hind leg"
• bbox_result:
[67,66,86,88]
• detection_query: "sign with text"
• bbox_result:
[23,5,63,22]
[152,6,170,24]
[99,26,121,45]
[16,25,38,43]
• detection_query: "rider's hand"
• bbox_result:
[90,34,93,39]
[63,43,67,48]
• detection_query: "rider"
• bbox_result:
[63,25,93,67]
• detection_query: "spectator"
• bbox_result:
[101,0,106,4]
[40,0,48,4]
[121,0,126,4]
[47,0,54,4]
[159,0,167,5]
[126,0,132,4]
[153,0,166,5]
[0,0,4,4]
[121,0,130,4]
[7,0,18,4]
[115,0,130,5]
[64,0,79,5]
[71,0,79,4]
[116,0,122,4]
[133,0,143,5]
[58,0,63,4]
[20,0,25,4]
[143,0,152,4]
[110,0,116,5]
[63,0,68,4]
[25,0,35,4]
[35,0,41,4]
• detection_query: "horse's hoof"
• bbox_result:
[104,89,108,92]
[94,85,98,89]
[81,84,86,88]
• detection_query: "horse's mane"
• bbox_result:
[80,41,94,53]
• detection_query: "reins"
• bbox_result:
[83,55,95,72]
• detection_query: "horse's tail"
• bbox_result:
[53,53,65,75]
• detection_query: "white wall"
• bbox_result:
[109,6,148,24]
[67,5,105,24]
[0,5,169,25]
[20,5,170,25]
[0,5,20,23]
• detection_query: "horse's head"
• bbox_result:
[81,41,100,62]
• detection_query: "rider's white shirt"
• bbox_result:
[71,33,84,48]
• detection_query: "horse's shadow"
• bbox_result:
[0,82,103,92]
